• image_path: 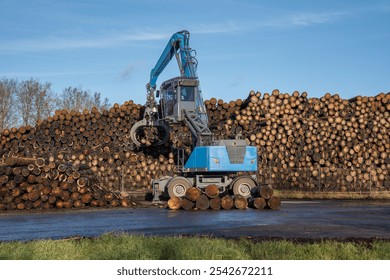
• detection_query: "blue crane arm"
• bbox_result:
[148,30,197,90]
[130,30,208,148]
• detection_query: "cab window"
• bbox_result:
[180,86,195,101]
[165,90,176,101]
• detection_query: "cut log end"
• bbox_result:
[221,195,234,210]
[205,184,219,198]
[267,196,281,210]
[234,195,248,210]
[249,197,266,209]
[195,194,210,210]
[167,197,182,210]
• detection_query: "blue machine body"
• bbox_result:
[184,145,258,172]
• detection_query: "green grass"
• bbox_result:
[0,234,389,260]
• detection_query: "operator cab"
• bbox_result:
[158,77,200,122]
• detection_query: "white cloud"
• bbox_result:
[0,10,353,53]
[0,30,170,53]
[191,21,243,34]
[0,70,100,77]
[190,10,349,35]
[287,11,350,26]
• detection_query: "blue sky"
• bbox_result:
[0,0,389,105]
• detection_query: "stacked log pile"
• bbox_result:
[206,91,390,192]
[0,101,177,210]
[0,90,389,210]
[167,184,280,210]
[0,156,139,210]
[0,101,178,192]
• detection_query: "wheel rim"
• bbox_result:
[167,177,192,198]
[238,183,251,197]
[232,177,255,198]
[172,184,186,197]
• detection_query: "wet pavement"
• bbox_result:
[0,200,389,242]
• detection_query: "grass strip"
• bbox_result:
[0,234,389,260]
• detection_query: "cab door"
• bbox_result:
[161,89,177,119]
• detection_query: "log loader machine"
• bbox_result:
[130,30,259,201]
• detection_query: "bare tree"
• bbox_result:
[16,79,55,126]
[17,79,37,126]
[34,81,55,123]
[0,77,17,130]
[2,79,111,129]
[91,92,111,111]
[60,87,111,112]
[60,87,90,112]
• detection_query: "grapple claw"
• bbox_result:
[130,119,170,147]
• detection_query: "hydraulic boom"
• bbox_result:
[130,30,209,147]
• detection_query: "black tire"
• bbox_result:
[167,177,192,198]
[232,177,256,198]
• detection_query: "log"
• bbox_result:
[73,200,85,208]
[35,158,46,168]
[81,193,93,204]
[120,197,132,208]
[209,197,221,210]
[181,197,195,210]
[221,195,234,210]
[77,177,89,187]
[251,184,274,199]
[185,187,201,202]
[3,157,36,167]
[204,184,219,198]
[28,191,40,202]
[249,197,266,209]
[267,196,281,210]
[195,194,209,210]
[234,195,248,210]
[167,197,182,210]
